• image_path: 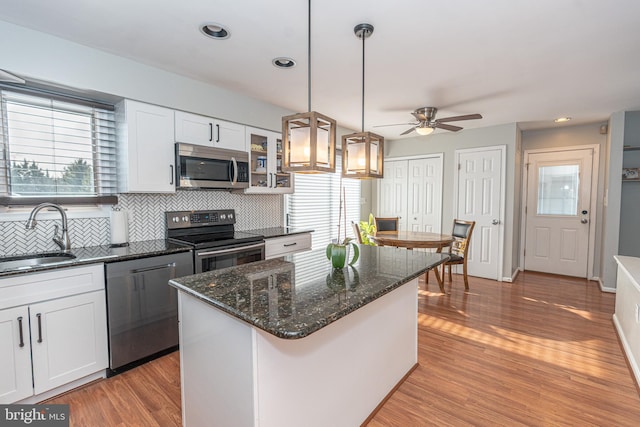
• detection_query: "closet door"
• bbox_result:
[407,157,443,233]
[377,160,408,230]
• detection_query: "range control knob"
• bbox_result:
[182,216,189,222]
[172,217,179,223]
[220,214,227,221]
[228,213,233,220]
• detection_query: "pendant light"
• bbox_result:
[342,23,384,179]
[282,0,336,174]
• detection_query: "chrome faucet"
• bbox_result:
[25,203,72,251]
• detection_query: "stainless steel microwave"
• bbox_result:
[176,143,250,190]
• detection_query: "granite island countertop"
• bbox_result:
[169,245,448,339]
[0,240,191,277]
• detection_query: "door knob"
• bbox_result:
[581,219,588,224]
[492,219,500,225]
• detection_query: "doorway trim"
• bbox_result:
[519,144,600,280]
[453,145,506,282]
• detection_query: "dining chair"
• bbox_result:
[351,221,364,244]
[441,219,476,291]
[374,217,399,234]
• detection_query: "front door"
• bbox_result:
[524,148,594,277]
[455,146,504,281]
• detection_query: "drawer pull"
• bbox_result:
[283,242,298,247]
[18,316,25,348]
[36,313,43,343]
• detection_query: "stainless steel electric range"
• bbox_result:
[166,209,265,274]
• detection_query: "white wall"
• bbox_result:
[380,123,519,279]
[0,21,290,132]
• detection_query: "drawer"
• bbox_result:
[265,233,312,259]
[0,264,104,310]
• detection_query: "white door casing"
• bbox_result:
[522,147,597,278]
[454,146,505,281]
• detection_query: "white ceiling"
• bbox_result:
[2,0,640,138]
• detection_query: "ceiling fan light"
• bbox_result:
[415,126,434,136]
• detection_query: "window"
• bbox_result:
[537,164,579,216]
[285,153,361,247]
[0,89,117,205]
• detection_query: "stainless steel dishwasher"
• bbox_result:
[105,251,193,374]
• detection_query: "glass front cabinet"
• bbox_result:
[245,127,294,194]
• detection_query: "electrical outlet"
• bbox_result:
[636,304,640,324]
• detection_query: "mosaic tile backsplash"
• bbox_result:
[0,191,283,256]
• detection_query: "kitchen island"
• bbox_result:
[170,245,448,426]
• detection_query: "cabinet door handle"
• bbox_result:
[17,316,25,348]
[170,165,174,185]
[36,313,43,343]
[283,242,297,247]
[216,124,220,142]
[209,123,213,142]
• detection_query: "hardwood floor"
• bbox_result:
[46,271,640,426]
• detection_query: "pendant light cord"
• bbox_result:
[361,32,365,132]
[308,0,311,113]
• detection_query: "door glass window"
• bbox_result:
[537,165,579,215]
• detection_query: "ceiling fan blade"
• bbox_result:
[435,123,463,132]
[373,122,417,128]
[436,113,483,123]
[400,127,417,135]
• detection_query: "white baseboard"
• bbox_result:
[598,278,617,293]
[612,314,640,388]
[502,268,521,283]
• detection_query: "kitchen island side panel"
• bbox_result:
[177,279,418,427]
[178,292,256,427]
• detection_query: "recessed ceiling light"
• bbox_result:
[200,22,230,40]
[554,117,571,123]
[272,57,297,69]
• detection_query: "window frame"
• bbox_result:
[0,85,118,207]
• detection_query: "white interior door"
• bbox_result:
[377,160,408,230]
[524,149,593,277]
[407,157,443,233]
[455,147,504,281]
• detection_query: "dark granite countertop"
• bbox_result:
[242,227,313,239]
[0,240,191,277]
[169,245,448,340]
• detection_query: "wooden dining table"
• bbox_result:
[369,231,454,291]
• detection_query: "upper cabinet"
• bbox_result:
[245,127,294,194]
[175,111,245,151]
[116,100,176,193]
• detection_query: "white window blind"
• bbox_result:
[285,154,361,286]
[286,153,361,246]
[0,89,117,204]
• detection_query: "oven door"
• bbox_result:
[194,242,265,273]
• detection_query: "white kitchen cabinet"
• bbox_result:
[264,233,311,259]
[116,100,176,193]
[0,264,108,404]
[245,127,293,194]
[0,306,32,403]
[175,111,245,151]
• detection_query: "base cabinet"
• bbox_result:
[0,265,108,404]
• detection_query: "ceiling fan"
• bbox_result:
[375,107,482,136]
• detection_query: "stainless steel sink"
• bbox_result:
[0,252,77,272]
